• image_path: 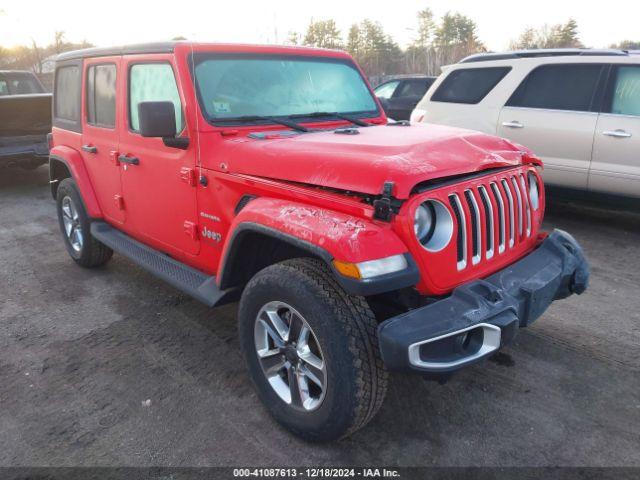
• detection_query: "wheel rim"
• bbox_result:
[254,301,327,411]
[61,196,83,252]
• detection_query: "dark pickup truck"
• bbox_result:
[0,70,51,169]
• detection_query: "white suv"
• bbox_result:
[412,49,640,199]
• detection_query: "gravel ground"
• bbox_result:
[0,166,638,467]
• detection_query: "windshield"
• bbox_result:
[193,55,379,122]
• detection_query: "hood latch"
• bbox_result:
[373,181,396,222]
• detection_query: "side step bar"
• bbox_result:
[90,222,237,307]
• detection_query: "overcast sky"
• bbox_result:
[1,0,638,51]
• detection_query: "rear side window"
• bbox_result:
[0,73,44,95]
[396,80,429,98]
[507,64,604,112]
[86,64,117,128]
[431,67,511,104]
[608,66,640,117]
[54,65,81,123]
[129,63,183,132]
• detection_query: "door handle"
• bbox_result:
[603,129,632,138]
[81,145,98,154]
[118,154,140,165]
[502,121,524,129]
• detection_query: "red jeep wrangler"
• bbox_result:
[49,42,589,441]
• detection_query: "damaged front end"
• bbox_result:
[377,229,589,374]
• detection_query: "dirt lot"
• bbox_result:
[0,166,638,467]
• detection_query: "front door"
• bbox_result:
[590,64,640,198]
[81,57,124,224]
[497,63,606,190]
[118,56,199,256]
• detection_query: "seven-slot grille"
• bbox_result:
[448,171,534,271]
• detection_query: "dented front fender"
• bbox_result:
[218,197,419,295]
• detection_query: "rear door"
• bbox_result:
[590,64,640,197]
[422,66,512,133]
[81,57,124,224]
[118,55,199,256]
[497,63,606,189]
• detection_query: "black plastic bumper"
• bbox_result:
[0,135,49,166]
[378,229,589,373]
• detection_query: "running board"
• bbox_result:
[90,221,237,307]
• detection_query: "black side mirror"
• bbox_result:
[137,101,189,149]
[138,101,177,138]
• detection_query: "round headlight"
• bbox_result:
[414,203,434,241]
[414,200,453,252]
[528,172,540,210]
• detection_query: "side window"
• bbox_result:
[609,66,640,117]
[129,63,184,132]
[374,80,400,99]
[507,64,604,112]
[431,67,511,104]
[0,79,8,96]
[8,74,43,94]
[86,64,117,128]
[54,65,81,122]
[396,80,428,98]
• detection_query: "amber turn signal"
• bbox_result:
[332,260,362,279]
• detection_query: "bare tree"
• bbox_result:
[30,39,43,74]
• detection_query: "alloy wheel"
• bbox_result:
[61,196,83,252]
[254,301,327,411]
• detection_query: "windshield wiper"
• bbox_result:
[211,115,309,132]
[289,112,372,127]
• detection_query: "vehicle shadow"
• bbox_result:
[544,197,640,234]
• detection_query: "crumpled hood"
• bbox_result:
[221,123,531,199]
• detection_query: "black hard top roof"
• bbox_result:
[56,42,179,62]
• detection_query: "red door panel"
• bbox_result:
[117,55,199,256]
[81,56,124,224]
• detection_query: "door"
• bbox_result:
[386,79,431,120]
[590,64,640,198]
[497,63,606,190]
[118,57,199,255]
[81,58,124,224]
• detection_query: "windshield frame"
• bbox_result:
[189,53,382,127]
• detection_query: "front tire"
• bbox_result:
[56,178,113,268]
[238,258,388,441]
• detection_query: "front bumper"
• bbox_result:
[378,229,589,373]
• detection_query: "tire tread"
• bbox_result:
[274,258,388,438]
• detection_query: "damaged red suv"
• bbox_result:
[49,42,589,441]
